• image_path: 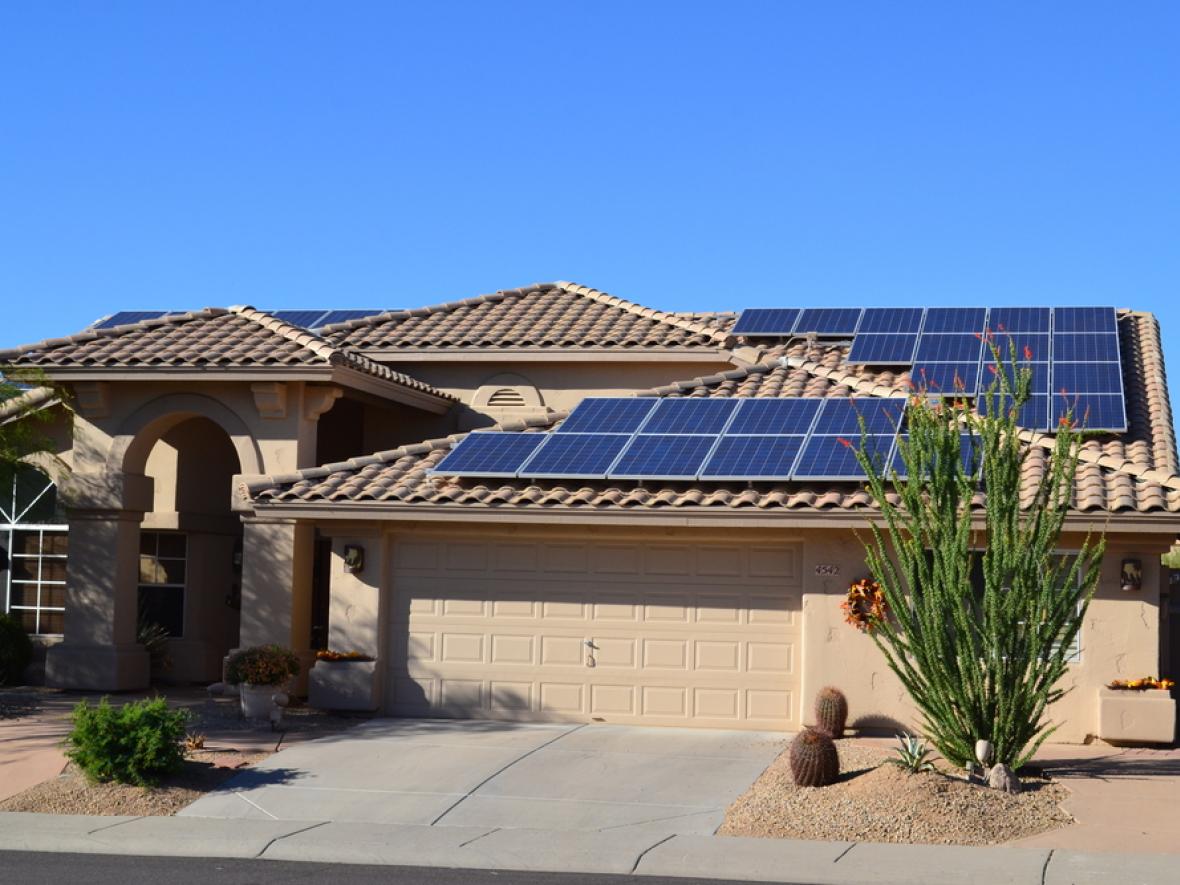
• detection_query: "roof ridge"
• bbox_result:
[229,305,342,365]
[555,281,732,346]
[0,308,227,361]
[315,283,556,334]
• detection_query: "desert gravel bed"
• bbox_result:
[0,749,269,816]
[721,739,1073,846]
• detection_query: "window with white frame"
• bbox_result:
[138,531,187,638]
[0,467,68,635]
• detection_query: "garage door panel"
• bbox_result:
[388,538,801,730]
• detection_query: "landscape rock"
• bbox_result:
[988,763,1023,794]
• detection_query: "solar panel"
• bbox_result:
[1052,363,1123,395]
[1053,307,1117,334]
[272,310,332,329]
[699,435,805,479]
[982,360,1051,392]
[847,334,919,364]
[1052,394,1126,431]
[431,432,547,477]
[914,335,984,363]
[986,332,1050,362]
[639,398,739,434]
[317,309,385,327]
[726,398,822,435]
[1052,333,1120,362]
[890,434,981,479]
[979,394,1050,431]
[812,398,907,435]
[792,434,895,480]
[556,398,659,434]
[731,309,800,336]
[988,307,1050,333]
[608,434,718,480]
[92,311,175,329]
[857,308,924,334]
[922,308,987,334]
[911,362,982,395]
[518,433,632,478]
[795,308,863,336]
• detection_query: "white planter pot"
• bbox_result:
[309,660,379,711]
[240,683,279,720]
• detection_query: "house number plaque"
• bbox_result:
[814,565,840,576]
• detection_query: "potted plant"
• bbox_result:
[309,649,379,712]
[226,645,300,719]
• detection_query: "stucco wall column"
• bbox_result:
[45,508,150,690]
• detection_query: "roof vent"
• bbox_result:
[488,387,528,408]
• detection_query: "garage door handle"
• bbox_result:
[585,638,597,668]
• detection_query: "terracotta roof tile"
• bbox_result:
[249,311,1180,518]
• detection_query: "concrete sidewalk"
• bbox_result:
[0,812,1173,884]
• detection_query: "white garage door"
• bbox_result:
[386,535,801,730]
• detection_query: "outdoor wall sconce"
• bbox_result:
[343,544,365,574]
[1121,558,1143,592]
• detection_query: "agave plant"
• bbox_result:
[889,733,936,774]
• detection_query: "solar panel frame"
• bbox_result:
[987,307,1051,333]
[730,308,801,336]
[846,334,920,365]
[607,434,720,480]
[555,397,660,434]
[857,307,924,334]
[795,307,864,337]
[914,334,985,363]
[517,433,633,479]
[921,308,987,334]
[811,398,907,435]
[792,434,897,481]
[725,398,823,435]
[1052,333,1121,362]
[430,431,548,477]
[638,398,740,435]
[1052,362,1123,395]
[698,435,806,480]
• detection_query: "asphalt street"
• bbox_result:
[0,851,798,885]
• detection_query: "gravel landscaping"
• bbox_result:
[0,748,269,816]
[720,739,1074,846]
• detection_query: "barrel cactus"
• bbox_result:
[813,686,848,739]
[789,727,840,787]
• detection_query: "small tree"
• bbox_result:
[851,338,1104,770]
[0,366,68,481]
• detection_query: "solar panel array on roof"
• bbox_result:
[431,396,908,481]
[91,311,182,329]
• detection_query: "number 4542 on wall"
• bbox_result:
[814,564,840,576]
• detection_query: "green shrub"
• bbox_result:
[225,644,300,686]
[65,697,190,786]
[0,613,33,685]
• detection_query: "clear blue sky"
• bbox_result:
[2,3,1178,370]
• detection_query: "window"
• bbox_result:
[138,531,187,637]
[0,468,67,635]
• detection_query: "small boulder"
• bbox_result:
[987,763,1022,794]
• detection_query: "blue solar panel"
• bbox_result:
[731,309,800,336]
[986,333,1050,362]
[979,394,1050,430]
[922,308,987,334]
[272,310,332,328]
[914,335,984,363]
[1052,363,1123,395]
[726,398,822,435]
[700,436,805,479]
[92,311,175,329]
[796,308,863,336]
[431,432,547,477]
[1053,333,1121,362]
[1052,394,1126,431]
[982,361,1050,392]
[812,398,907,435]
[857,308,924,334]
[609,435,718,479]
[793,435,895,480]
[988,307,1050,333]
[1053,307,1117,334]
[556,398,659,434]
[317,309,385,327]
[518,433,631,478]
[912,363,982,395]
[640,398,739,434]
[890,434,981,479]
[847,334,919,364]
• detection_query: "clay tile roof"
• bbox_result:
[0,307,455,403]
[248,310,1180,519]
[318,282,732,351]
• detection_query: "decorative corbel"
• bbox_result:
[303,385,343,422]
[251,382,288,419]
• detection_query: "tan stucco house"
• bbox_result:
[2,282,1177,743]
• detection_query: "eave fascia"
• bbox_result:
[328,365,453,414]
[350,348,735,364]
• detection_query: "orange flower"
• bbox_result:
[837,437,852,449]
[1023,344,1033,361]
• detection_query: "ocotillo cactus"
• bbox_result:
[813,686,848,739]
[788,727,840,787]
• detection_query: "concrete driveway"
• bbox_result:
[180,718,785,835]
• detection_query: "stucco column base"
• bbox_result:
[46,642,150,691]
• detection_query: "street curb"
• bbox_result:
[0,813,1176,884]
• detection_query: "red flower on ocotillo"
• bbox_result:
[837,437,852,449]
[1023,344,1033,361]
